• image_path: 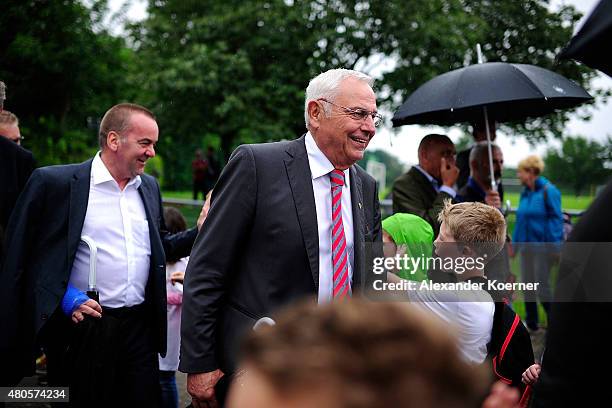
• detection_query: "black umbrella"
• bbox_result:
[61,236,111,405]
[559,0,612,77]
[392,62,592,127]
[393,47,592,192]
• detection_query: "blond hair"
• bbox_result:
[0,110,18,127]
[438,200,506,259]
[517,155,544,175]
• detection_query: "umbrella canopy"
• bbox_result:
[559,0,612,77]
[392,62,592,127]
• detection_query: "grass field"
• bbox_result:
[504,192,593,212]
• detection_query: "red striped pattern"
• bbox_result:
[330,169,350,299]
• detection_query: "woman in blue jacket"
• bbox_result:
[513,155,563,331]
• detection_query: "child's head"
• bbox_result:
[435,201,506,263]
[164,206,187,234]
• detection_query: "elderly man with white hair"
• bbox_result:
[180,68,383,407]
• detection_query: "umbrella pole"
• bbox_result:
[482,106,497,192]
[476,44,497,192]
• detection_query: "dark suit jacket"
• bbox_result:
[0,136,35,265]
[456,148,504,199]
[392,166,454,237]
[0,158,197,382]
[179,136,382,375]
[456,147,471,190]
[532,179,612,407]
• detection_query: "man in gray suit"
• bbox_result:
[180,68,383,407]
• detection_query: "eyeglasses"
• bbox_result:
[318,98,383,127]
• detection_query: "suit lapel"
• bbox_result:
[284,137,319,290]
[350,166,366,289]
[138,177,167,306]
[411,167,438,199]
[67,160,93,261]
[137,177,163,257]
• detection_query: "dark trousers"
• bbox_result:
[159,370,178,408]
[45,303,160,407]
[193,180,207,200]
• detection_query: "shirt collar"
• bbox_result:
[305,132,349,184]
[414,165,438,187]
[92,152,142,189]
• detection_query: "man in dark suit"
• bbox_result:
[0,125,35,265]
[180,69,383,407]
[457,142,510,293]
[456,118,505,200]
[0,103,203,405]
[458,142,504,208]
[532,180,612,407]
[392,134,459,237]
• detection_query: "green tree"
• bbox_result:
[359,149,407,197]
[544,136,612,196]
[129,0,602,189]
[0,0,138,165]
[454,133,473,152]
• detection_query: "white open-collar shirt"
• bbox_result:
[68,152,151,308]
[305,132,354,303]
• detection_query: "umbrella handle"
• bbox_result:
[80,235,98,294]
[253,317,276,331]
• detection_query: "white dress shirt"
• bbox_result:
[305,132,354,303]
[68,153,151,308]
[159,257,189,371]
[409,287,494,364]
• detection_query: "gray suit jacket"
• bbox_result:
[179,135,382,374]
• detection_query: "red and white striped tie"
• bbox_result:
[330,169,351,299]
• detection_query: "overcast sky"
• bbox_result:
[110,0,610,167]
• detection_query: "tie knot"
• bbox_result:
[330,169,345,188]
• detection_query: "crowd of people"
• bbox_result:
[0,66,608,408]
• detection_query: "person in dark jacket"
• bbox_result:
[512,155,563,331]
[458,142,504,207]
[532,180,612,407]
[458,143,510,293]
[0,104,205,406]
[0,102,35,267]
[392,134,459,237]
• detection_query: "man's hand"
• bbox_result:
[187,370,225,408]
[485,190,501,209]
[170,271,185,284]
[196,205,208,231]
[440,157,459,188]
[196,193,212,230]
[71,299,102,324]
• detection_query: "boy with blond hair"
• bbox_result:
[390,200,507,364]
